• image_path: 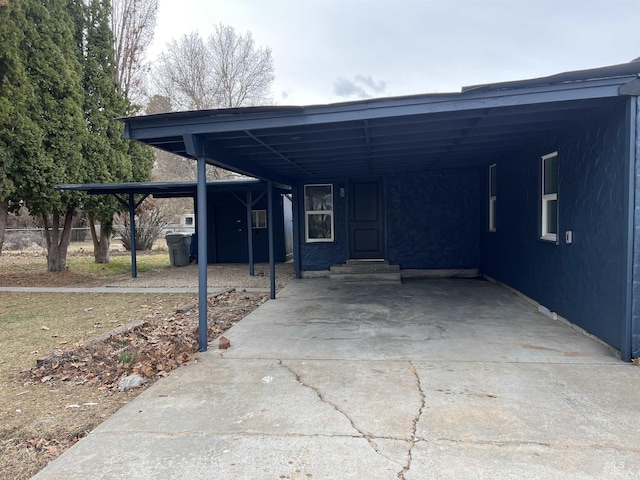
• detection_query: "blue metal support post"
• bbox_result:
[292,187,301,279]
[267,181,276,299]
[246,189,254,276]
[197,154,208,352]
[128,193,137,278]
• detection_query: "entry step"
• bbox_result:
[330,261,401,284]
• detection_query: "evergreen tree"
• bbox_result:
[81,0,131,263]
[0,0,43,254]
[3,0,86,270]
[1,0,155,267]
[81,0,154,263]
[27,0,86,271]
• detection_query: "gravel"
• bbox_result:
[107,262,295,291]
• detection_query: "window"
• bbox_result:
[252,210,267,229]
[489,163,497,232]
[304,184,334,242]
[541,152,558,242]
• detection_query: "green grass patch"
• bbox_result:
[66,252,170,277]
[0,313,25,325]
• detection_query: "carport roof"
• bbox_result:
[55,179,291,198]
[122,62,640,185]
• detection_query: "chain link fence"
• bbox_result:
[3,227,93,250]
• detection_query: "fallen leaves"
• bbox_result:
[24,291,267,391]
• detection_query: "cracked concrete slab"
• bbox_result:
[279,359,422,439]
[406,441,640,479]
[92,358,358,438]
[222,279,619,363]
[414,362,640,448]
[34,432,405,480]
[34,278,640,479]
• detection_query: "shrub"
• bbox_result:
[115,205,167,251]
[4,230,47,251]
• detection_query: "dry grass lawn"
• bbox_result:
[0,249,193,478]
[0,244,284,478]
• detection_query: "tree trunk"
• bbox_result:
[43,208,74,272]
[89,216,111,263]
[0,199,7,257]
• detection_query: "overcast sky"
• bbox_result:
[148,0,640,106]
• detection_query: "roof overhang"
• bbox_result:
[121,62,640,184]
[55,179,291,198]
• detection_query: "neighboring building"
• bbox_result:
[163,214,196,235]
[57,180,291,265]
[205,190,289,263]
[122,62,640,360]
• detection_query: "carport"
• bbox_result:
[120,62,640,360]
[57,179,291,351]
[57,179,289,278]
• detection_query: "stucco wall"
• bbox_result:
[386,170,480,269]
[297,172,481,271]
[481,102,629,351]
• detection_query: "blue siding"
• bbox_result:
[482,102,629,351]
[387,170,480,269]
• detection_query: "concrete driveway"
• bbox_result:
[34,278,640,479]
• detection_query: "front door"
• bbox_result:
[349,178,384,259]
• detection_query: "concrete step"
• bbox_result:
[330,263,400,274]
[330,261,401,284]
[329,272,402,284]
[345,259,389,265]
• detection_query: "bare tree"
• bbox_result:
[209,24,274,108]
[153,24,274,110]
[153,32,216,110]
[111,0,158,105]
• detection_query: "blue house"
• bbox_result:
[122,62,640,360]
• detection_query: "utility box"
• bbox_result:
[165,233,192,267]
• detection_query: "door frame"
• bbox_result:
[347,176,386,260]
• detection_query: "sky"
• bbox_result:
[148,0,640,106]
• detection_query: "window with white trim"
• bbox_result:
[541,152,558,242]
[252,210,267,229]
[304,184,334,242]
[489,163,497,232]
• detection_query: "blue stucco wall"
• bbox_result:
[387,170,480,269]
[481,102,629,351]
[298,171,481,271]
